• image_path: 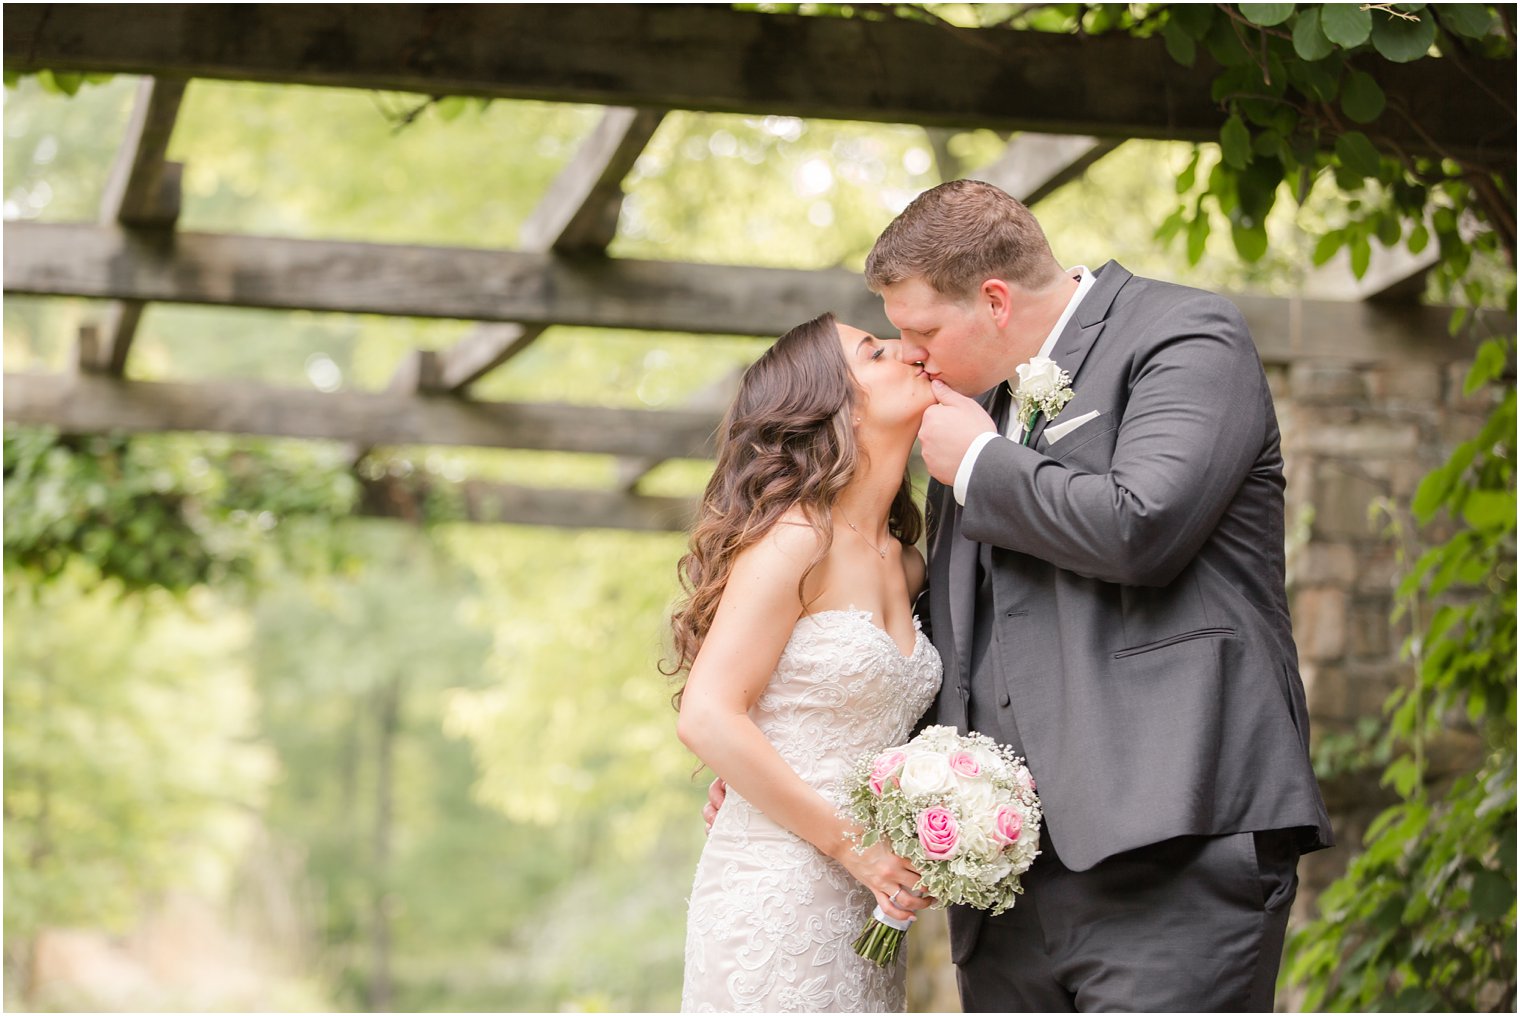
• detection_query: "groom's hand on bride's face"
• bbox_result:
[703,777,726,834]
[919,380,996,485]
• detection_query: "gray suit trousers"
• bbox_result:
[956,829,1300,1012]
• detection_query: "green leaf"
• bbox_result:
[1321,3,1373,46]
[1372,8,1438,61]
[1350,233,1372,278]
[1231,221,1269,262]
[1220,114,1252,170]
[1291,7,1336,60]
[1236,157,1282,223]
[1163,18,1197,65]
[1155,206,1188,243]
[1207,160,1239,214]
[1382,755,1423,798]
[1186,210,1210,264]
[1171,3,1216,37]
[434,96,468,122]
[1205,14,1255,65]
[1312,230,1344,266]
[1407,222,1430,254]
[1176,148,1200,193]
[1435,4,1496,38]
[1240,3,1295,27]
[28,69,108,97]
[1252,129,1286,160]
[1334,130,1383,178]
[1470,868,1515,921]
[1466,684,1489,724]
[1376,212,1401,247]
[1448,305,1470,336]
[1340,70,1386,123]
[1460,490,1516,531]
[1464,339,1510,393]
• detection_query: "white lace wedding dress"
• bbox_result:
[681,608,943,1013]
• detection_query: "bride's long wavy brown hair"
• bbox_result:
[663,313,923,697]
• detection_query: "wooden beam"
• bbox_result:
[431,106,666,394]
[1238,295,1492,366]
[88,76,189,376]
[358,475,696,532]
[3,372,723,458]
[3,221,894,337]
[6,221,1500,363]
[431,323,540,394]
[970,134,1122,206]
[3,5,1508,164]
[521,106,666,255]
[99,76,187,227]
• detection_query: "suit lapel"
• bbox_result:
[1029,260,1131,448]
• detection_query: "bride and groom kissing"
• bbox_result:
[667,180,1333,1013]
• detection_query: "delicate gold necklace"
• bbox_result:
[838,508,890,559]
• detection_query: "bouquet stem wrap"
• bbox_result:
[852,905,913,967]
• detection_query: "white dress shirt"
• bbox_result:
[952,266,1094,506]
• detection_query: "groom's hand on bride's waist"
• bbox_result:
[703,777,726,834]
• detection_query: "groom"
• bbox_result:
[870,180,1333,1011]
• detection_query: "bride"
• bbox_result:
[668,313,944,1012]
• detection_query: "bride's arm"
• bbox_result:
[677,521,924,922]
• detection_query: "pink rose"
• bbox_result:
[993,806,1023,846]
[917,807,960,859]
[947,751,982,779]
[869,750,908,796]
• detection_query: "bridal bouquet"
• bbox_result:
[846,725,1042,966]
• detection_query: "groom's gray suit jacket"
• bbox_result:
[919,261,1333,959]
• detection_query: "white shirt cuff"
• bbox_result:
[952,431,1002,506]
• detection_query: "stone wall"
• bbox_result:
[1272,348,1491,910]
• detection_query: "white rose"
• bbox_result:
[955,778,999,818]
[955,810,1006,860]
[898,752,955,798]
[1015,356,1065,397]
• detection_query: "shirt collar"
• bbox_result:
[1034,265,1093,362]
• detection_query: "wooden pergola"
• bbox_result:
[4,4,1513,531]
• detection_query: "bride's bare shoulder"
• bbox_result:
[732,506,826,580]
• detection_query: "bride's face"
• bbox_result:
[836,322,937,431]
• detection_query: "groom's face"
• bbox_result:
[880,276,1007,397]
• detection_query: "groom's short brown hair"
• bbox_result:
[865,179,1064,299]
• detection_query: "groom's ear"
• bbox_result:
[980,279,1013,328]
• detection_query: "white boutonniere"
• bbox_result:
[1009,356,1074,447]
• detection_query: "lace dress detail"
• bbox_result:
[681,610,943,1013]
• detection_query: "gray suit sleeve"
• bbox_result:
[961,297,1268,587]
